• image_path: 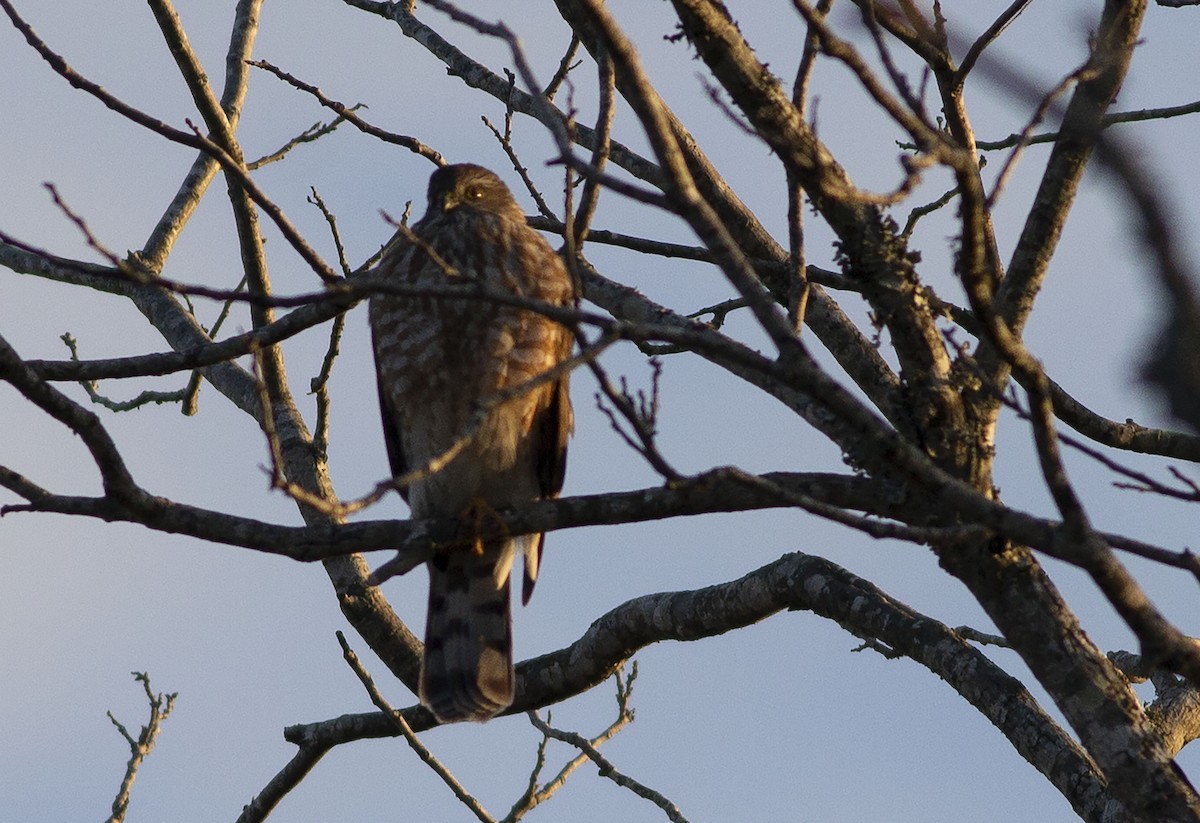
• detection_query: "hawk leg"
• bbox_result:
[460,496,510,556]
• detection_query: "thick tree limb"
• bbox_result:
[271,552,1110,820]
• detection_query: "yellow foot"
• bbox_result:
[461,496,509,554]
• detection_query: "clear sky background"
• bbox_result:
[2,2,1198,821]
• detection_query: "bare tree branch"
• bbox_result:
[277,551,1110,819]
[5,3,1199,820]
[104,673,177,823]
[338,632,497,823]
[248,58,446,164]
[529,712,689,823]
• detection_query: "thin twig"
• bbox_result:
[544,34,582,101]
[589,356,681,482]
[572,47,615,247]
[482,81,557,220]
[986,64,1096,209]
[503,665,637,821]
[249,59,445,163]
[900,184,960,239]
[528,711,689,823]
[310,314,345,462]
[183,274,249,415]
[307,188,352,277]
[1001,386,1200,503]
[954,0,1033,85]
[60,333,186,412]
[954,625,1012,648]
[976,98,1200,151]
[248,110,361,170]
[104,672,177,823]
[337,632,497,823]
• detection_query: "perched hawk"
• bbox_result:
[369,164,575,722]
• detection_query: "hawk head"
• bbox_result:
[425,163,522,220]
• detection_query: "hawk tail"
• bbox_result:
[420,539,515,722]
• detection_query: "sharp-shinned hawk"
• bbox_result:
[369,164,574,722]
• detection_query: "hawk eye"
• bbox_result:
[464,184,485,201]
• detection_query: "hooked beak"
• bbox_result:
[431,190,461,214]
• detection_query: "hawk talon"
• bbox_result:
[461,496,509,554]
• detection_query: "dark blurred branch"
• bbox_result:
[995,0,1147,339]
[977,98,1200,151]
[955,0,1033,84]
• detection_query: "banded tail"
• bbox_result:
[420,539,516,722]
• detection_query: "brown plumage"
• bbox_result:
[369,164,574,722]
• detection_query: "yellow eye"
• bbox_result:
[465,185,485,201]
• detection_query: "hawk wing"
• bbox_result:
[370,248,412,503]
[375,351,410,503]
[521,313,575,605]
[537,364,572,499]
